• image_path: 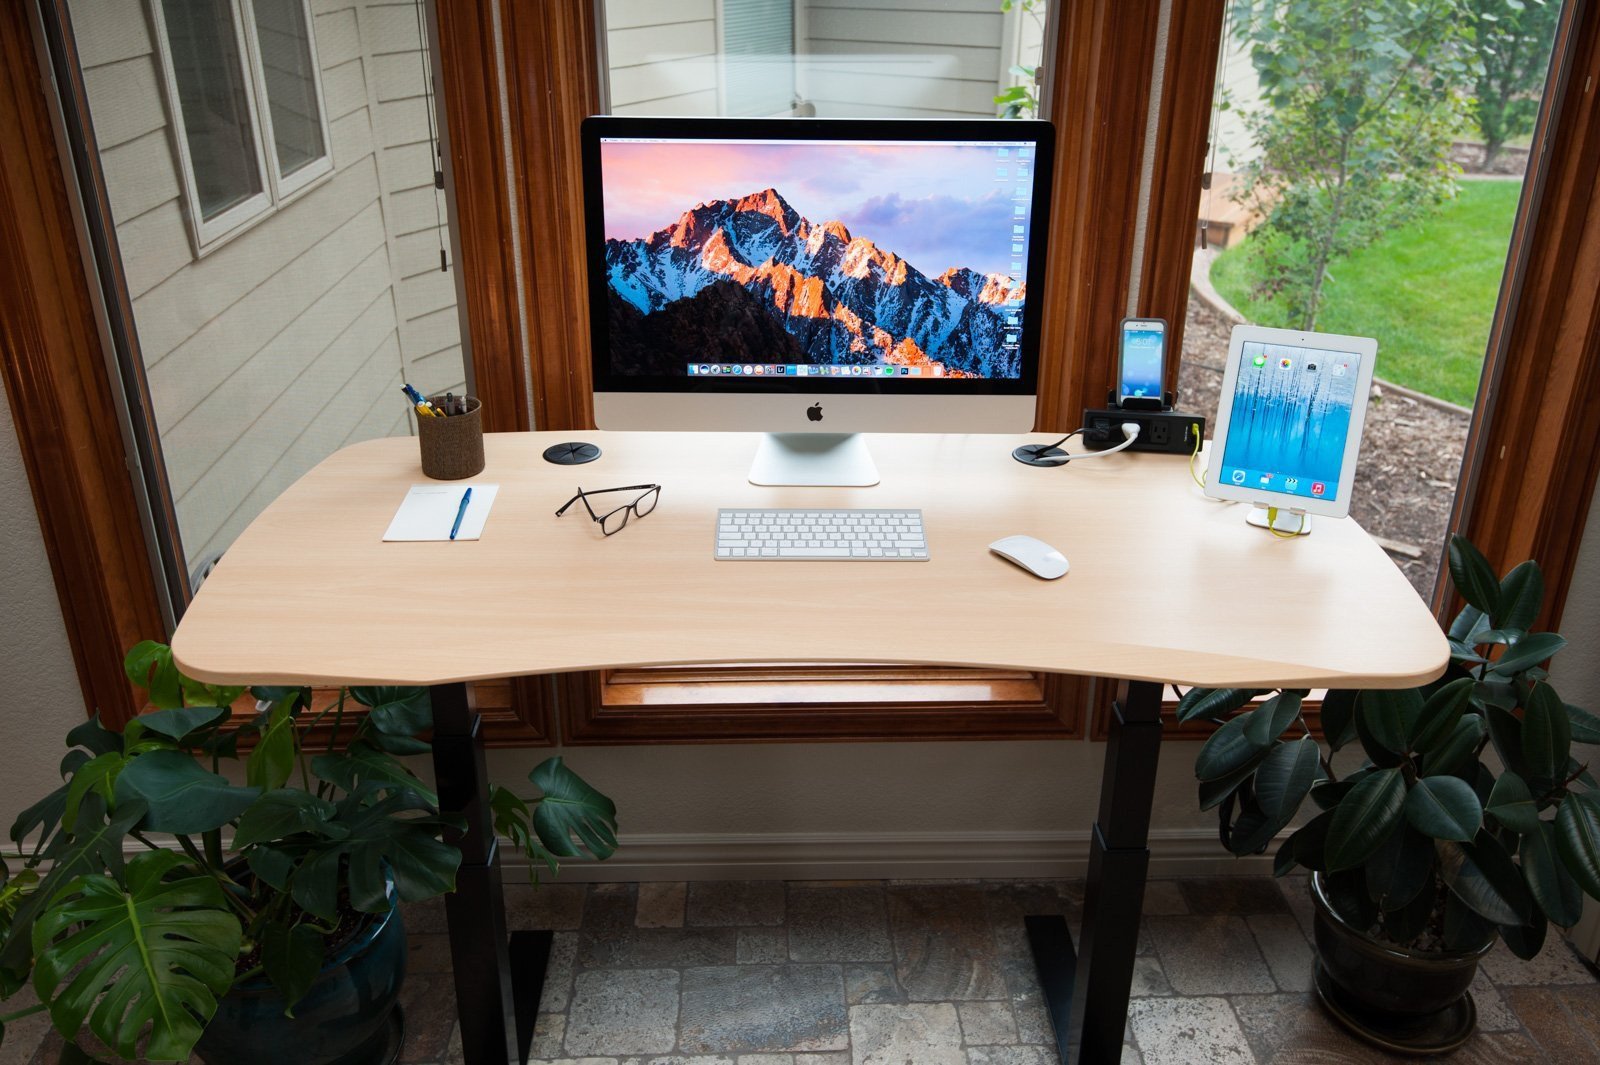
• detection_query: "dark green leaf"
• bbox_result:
[114,750,260,835]
[1405,776,1482,841]
[0,795,146,976]
[1554,792,1600,899]
[1568,704,1600,745]
[1273,833,1299,877]
[1412,677,1475,753]
[261,921,323,1015]
[247,700,298,792]
[31,850,239,1062]
[351,687,432,736]
[65,715,122,757]
[1449,603,1487,643]
[122,641,184,709]
[1476,680,1520,710]
[1326,768,1407,872]
[1246,691,1305,746]
[1311,778,1356,810]
[312,742,437,807]
[1196,713,1271,781]
[1443,891,1495,952]
[1254,737,1321,824]
[1490,632,1568,677]
[1360,689,1422,757]
[289,847,342,921]
[1485,706,1528,779]
[1495,560,1545,632]
[9,783,68,857]
[247,845,295,893]
[1176,687,1264,725]
[1381,876,1436,942]
[1288,812,1335,873]
[1437,832,1532,926]
[137,705,230,743]
[1320,689,1359,751]
[1448,535,1502,616]
[1486,773,1541,835]
[1502,909,1548,960]
[1524,820,1583,927]
[1197,745,1274,811]
[1522,682,1572,782]
[234,791,341,849]
[530,757,619,861]
[367,731,433,756]
[1427,710,1484,777]
[1366,824,1433,909]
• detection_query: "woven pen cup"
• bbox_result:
[417,395,484,480]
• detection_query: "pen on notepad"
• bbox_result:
[449,487,473,541]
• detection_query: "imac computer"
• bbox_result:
[579,116,1055,485]
[1205,325,1379,535]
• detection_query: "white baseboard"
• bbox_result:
[505,828,1279,883]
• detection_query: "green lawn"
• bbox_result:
[1210,180,1522,408]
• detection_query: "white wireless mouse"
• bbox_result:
[989,535,1069,580]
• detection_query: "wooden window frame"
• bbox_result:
[7,0,1600,737]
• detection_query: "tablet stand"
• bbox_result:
[1246,506,1313,536]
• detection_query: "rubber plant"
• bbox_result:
[1182,534,1600,956]
[0,642,617,1062]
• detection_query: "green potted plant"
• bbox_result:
[1182,535,1600,1052]
[0,642,617,1064]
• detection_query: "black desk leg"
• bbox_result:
[431,681,549,1065]
[1028,678,1164,1065]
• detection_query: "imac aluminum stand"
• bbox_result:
[749,433,880,487]
[1246,506,1312,536]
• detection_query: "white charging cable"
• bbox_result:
[1061,422,1142,460]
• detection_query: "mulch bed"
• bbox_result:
[1177,298,1470,598]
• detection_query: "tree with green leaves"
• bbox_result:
[1466,0,1561,168]
[1228,0,1480,330]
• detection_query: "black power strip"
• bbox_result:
[1082,407,1206,454]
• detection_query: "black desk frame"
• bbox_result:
[430,677,1164,1065]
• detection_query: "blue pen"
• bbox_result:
[449,487,472,541]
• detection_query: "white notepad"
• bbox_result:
[383,484,499,542]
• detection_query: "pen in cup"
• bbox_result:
[449,486,473,541]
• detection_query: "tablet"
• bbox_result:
[1205,325,1379,519]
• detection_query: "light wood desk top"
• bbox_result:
[171,431,1448,690]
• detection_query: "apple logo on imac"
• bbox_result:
[807,403,823,422]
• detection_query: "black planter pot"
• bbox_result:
[1310,872,1492,1056]
[193,897,407,1065]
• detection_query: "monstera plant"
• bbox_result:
[1180,535,1600,1035]
[0,642,617,1063]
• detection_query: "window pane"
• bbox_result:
[251,0,326,177]
[602,0,1049,119]
[69,0,466,591]
[159,0,263,219]
[1186,0,1564,597]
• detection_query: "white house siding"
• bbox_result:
[605,0,722,116]
[799,0,1005,118]
[68,0,463,577]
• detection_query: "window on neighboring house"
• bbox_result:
[151,0,333,250]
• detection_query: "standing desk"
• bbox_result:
[172,430,1447,1065]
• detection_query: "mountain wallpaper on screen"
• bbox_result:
[604,188,1024,378]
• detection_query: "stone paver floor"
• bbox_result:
[5,875,1597,1064]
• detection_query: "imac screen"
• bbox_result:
[1217,342,1364,503]
[596,136,1038,381]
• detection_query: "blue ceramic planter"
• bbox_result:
[194,898,407,1065]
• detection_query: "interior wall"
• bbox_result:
[0,376,93,835]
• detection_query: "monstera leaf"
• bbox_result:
[530,757,618,860]
[31,851,240,1063]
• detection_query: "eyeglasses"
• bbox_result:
[555,484,661,536]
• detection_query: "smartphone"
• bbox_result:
[1118,317,1167,409]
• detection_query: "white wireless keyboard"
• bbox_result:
[715,508,928,560]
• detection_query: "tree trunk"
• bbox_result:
[1483,137,1504,170]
